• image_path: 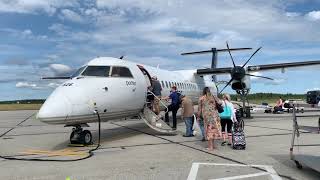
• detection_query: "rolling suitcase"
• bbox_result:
[232,123,246,150]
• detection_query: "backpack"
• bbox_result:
[177,92,182,106]
[219,101,232,119]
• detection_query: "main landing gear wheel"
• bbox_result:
[70,126,93,145]
[295,160,303,169]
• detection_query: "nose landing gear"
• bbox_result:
[69,124,93,145]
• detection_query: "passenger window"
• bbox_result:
[111,66,133,78]
[165,81,168,88]
[82,66,110,77]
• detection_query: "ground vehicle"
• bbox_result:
[283,99,304,113]
[306,90,320,104]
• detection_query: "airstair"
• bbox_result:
[140,91,176,134]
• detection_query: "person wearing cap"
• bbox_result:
[163,86,180,130]
[150,76,162,115]
[181,95,194,137]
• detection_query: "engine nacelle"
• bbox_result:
[231,75,251,90]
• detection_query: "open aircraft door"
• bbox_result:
[137,65,176,134]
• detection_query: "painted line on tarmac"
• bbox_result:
[245,125,292,132]
[0,113,35,138]
[187,163,282,180]
[111,122,297,180]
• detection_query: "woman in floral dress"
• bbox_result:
[199,87,222,151]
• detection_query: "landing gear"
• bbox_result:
[294,160,303,169]
[69,125,93,145]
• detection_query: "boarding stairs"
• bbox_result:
[140,91,176,134]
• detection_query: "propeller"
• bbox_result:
[219,78,234,94]
[218,42,272,94]
[242,47,262,68]
[226,42,236,67]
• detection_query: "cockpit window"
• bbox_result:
[71,66,86,78]
[81,66,110,77]
[111,66,133,78]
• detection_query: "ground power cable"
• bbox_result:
[111,122,298,180]
[0,111,102,162]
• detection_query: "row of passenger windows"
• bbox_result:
[160,80,197,91]
[73,66,133,78]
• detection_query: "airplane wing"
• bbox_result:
[196,60,320,75]
[247,60,320,72]
[42,76,71,80]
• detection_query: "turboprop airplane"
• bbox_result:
[37,45,320,145]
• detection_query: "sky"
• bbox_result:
[1,0,320,101]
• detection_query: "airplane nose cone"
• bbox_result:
[37,89,71,124]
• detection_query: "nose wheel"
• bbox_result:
[70,125,93,145]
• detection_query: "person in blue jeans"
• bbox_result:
[197,88,208,141]
[181,95,194,137]
[163,86,180,130]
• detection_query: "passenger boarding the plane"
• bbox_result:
[220,93,236,146]
[163,86,180,130]
[150,76,162,115]
[181,95,194,137]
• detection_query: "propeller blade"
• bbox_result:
[219,78,234,94]
[242,47,262,68]
[246,74,273,80]
[226,41,236,67]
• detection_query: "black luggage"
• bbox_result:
[232,121,246,150]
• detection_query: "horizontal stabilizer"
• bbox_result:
[42,76,71,80]
[197,67,232,74]
[181,48,252,56]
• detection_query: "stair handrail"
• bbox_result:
[147,90,169,113]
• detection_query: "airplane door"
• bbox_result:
[137,65,175,133]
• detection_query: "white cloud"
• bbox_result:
[286,12,300,17]
[0,28,47,40]
[49,64,72,76]
[16,82,35,88]
[48,23,69,36]
[59,9,84,23]
[48,82,60,88]
[15,82,41,89]
[0,0,79,15]
[306,11,320,21]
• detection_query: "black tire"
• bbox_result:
[295,160,303,169]
[70,131,80,144]
[81,130,92,145]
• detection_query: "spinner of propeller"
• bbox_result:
[219,42,273,94]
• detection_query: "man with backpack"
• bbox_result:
[163,86,180,130]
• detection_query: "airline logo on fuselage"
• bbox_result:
[126,81,136,86]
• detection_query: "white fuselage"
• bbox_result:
[37,57,217,125]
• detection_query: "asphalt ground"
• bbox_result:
[0,110,319,180]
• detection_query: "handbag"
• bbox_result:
[219,101,232,119]
[215,97,224,113]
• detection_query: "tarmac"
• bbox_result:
[0,109,319,180]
